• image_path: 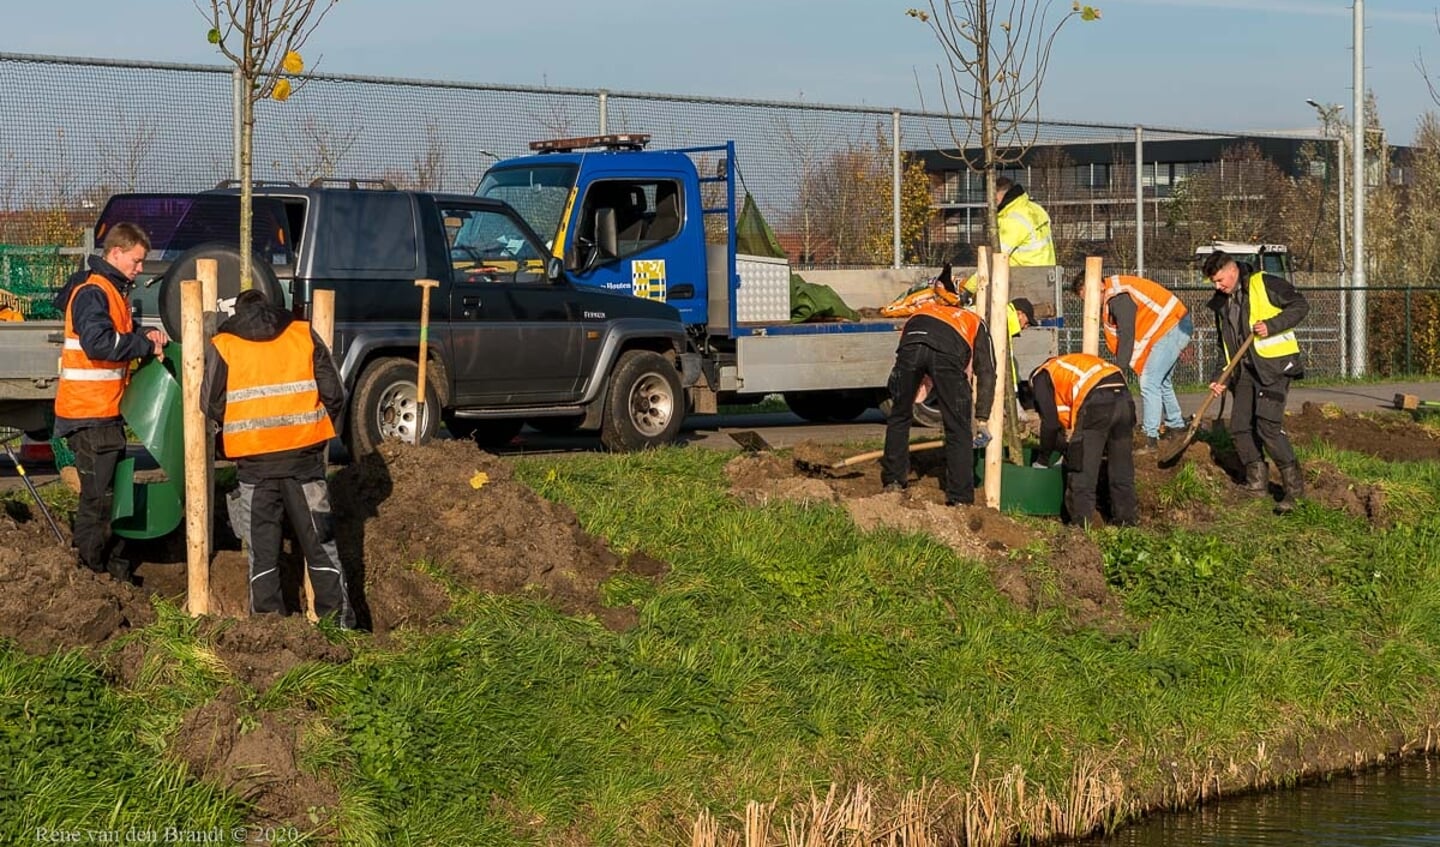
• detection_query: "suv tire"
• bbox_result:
[600,350,682,452]
[348,357,439,456]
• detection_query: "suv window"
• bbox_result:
[576,179,683,261]
[439,202,546,284]
[96,194,294,265]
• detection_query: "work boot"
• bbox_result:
[1137,436,1158,455]
[883,482,906,494]
[1275,462,1305,515]
[1243,462,1269,496]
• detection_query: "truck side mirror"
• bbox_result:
[546,256,564,283]
[595,208,618,261]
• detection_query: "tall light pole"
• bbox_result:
[1307,98,1349,377]
[1351,0,1367,377]
[1305,99,1346,274]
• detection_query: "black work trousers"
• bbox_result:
[881,343,975,505]
[228,477,355,628]
[1229,369,1297,467]
[1063,385,1138,527]
[67,424,129,580]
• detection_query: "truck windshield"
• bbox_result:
[475,165,577,245]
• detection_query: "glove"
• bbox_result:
[972,430,992,449]
[1031,459,1050,469]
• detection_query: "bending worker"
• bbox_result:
[204,289,355,628]
[1202,249,1310,514]
[53,222,169,584]
[1070,270,1192,452]
[1030,353,1137,528]
[881,275,997,507]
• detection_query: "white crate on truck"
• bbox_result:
[734,254,790,324]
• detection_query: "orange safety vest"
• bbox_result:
[881,282,961,318]
[906,300,983,349]
[1101,275,1186,374]
[212,321,336,458]
[54,276,134,420]
[1033,353,1122,431]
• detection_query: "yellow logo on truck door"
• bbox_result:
[631,259,667,301]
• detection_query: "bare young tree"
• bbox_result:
[98,118,160,193]
[200,0,340,289]
[907,1,1100,240]
[278,116,360,184]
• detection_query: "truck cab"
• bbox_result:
[477,135,913,422]
[1194,241,1292,281]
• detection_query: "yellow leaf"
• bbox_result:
[282,50,304,74]
[469,470,490,489]
[271,78,292,101]
[1080,5,1102,20]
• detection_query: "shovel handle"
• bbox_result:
[1160,334,1253,463]
[834,439,946,469]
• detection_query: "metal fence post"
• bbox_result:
[231,68,243,183]
[1135,125,1144,277]
[598,89,608,135]
[892,108,902,269]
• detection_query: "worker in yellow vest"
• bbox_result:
[881,275,997,506]
[1070,271,1193,452]
[53,222,169,583]
[1030,353,1137,527]
[1202,250,1310,514]
[204,289,354,627]
[994,177,1055,267]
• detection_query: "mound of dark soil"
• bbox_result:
[333,440,665,634]
[0,504,154,652]
[171,690,338,831]
[1288,402,1440,462]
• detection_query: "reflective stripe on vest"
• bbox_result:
[908,300,983,349]
[54,276,133,420]
[1101,275,1187,373]
[1032,353,1122,432]
[213,321,336,457]
[1246,271,1300,358]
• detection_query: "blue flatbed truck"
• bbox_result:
[476,134,914,422]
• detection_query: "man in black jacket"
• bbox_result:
[52,223,169,583]
[1203,250,1310,513]
[880,275,997,506]
[203,289,354,627]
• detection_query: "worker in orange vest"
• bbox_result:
[1070,270,1193,453]
[1030,353,1137,527]
[880,274,997,506]
[203,289,354,628]
[53,222,169,583]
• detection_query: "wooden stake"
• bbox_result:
[984,257,1011,510]
[195,260,218,615]
[1082,257,1103,356]
[299,289,336,624]
[970,247,990,317]
[180,279,209,616]
[413,279,439,445]
[197,259,218,336]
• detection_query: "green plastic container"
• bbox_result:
[974,447,1064,516]
[114,342,185,540]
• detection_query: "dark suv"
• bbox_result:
[96,181,698,454]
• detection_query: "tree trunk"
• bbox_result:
[239,91,254,292]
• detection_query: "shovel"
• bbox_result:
[796,439,946,476]
[1159,333,1254,466]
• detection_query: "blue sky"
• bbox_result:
[6,0,1439,142]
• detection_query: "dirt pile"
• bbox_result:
[333,440,664,634]
[172,690,338,831]
[1288,402,1440,462]
[0,503,154,652]
[725,448,1122,631]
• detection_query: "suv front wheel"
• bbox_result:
[600,350,683,452]
[348,357,440,456]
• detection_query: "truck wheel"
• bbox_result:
[445,414,523,450]
[876,394,944,428]
[784,390,870,423]
[348,357,439,456]
[600,350,683,452]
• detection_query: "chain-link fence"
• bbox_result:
[2,51,1432,376]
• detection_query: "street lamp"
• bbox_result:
[1304,100,1346,273]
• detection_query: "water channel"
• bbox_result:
[1079,757,1439,845]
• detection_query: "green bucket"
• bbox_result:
[114,342,185,540]
[974,447,1064,516]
